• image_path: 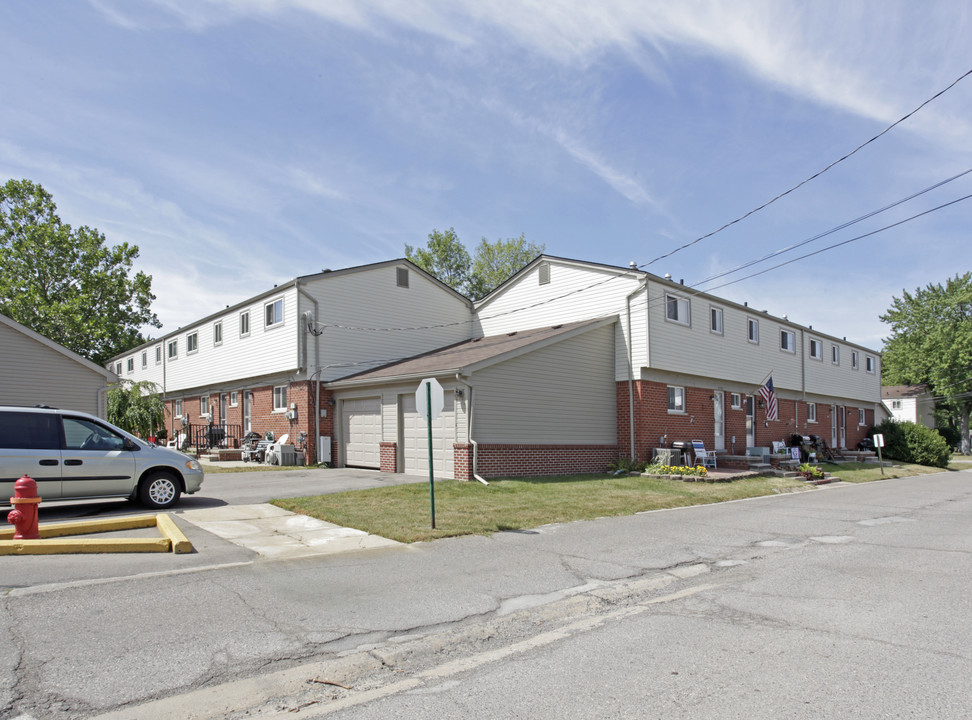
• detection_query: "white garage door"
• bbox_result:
[401,392,455,479]
[343,397,381,468]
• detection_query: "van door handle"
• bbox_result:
[39,459,59,466]
[64,459,83,466]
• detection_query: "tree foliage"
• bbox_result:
[106,380,167,440]
[880,273,972,453]
[0,179,161,365]
[406,228,543,299]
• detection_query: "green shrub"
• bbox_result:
[871,419,951,468]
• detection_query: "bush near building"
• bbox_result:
[870,419,951,468]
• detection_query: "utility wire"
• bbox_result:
[641,66,972,268]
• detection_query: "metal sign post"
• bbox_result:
[416,378,444,529]
[873,433,885,476]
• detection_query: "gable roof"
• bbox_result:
[328,316,617,388]
[882,384,932,399]
[0,313,117,381]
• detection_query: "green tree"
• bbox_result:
[0,179,160,365]
[880,273,972,454]
[106,380,167,440]
[405,228,543,299]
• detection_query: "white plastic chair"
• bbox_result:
[692,440,717,469]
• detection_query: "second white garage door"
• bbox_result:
[401,392,455,478]
[343,397,381,468]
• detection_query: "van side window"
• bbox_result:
[62,417,126,451]
[0,412,60,449]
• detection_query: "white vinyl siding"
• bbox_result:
[471,323,616,444]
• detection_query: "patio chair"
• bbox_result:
[691,440,717,470]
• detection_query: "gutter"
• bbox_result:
[297,281,322,463]
[455,373,489,485]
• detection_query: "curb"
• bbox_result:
[0,514,193,555]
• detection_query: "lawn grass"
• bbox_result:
[820,461,946,483]
[271,473,810,543]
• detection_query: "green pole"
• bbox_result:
[427,381,436,529]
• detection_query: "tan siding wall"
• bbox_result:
[302,265,472,382]
[0,324,109,415]
[471,324,616,444]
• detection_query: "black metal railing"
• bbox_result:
[186,422,244,451]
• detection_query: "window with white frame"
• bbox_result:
[174,399,182,418]
[187,332,198,354]
[265,299,283,328]
[273,385,288,411]
[710,307,723,335]
[809,338,822,360]
[230,391,238,407]
[127,358,134,373]
[240,311,250,337]
[780,330,795,353]
[115,362,122,375]
[167,340,177,359]
[200,395,210,417]
[667,386,685,413]
[141,351,147,368]
[866,355,875,373]
[891,400,901,409]
[155,345,162,364]
[859,408,867,426]
[665,294,690,326]
[832,345,840,365]
[730,393,742,409]
[747,318,759,344]
[852,350,859,369]
[807,403,817,422]
[213,321,223,346]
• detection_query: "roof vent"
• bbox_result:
[744,301,748,307]
[664,273,672,279]
[679,279,684,285]
[629,261,637,269]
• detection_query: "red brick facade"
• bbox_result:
[380,442,398,473]
[454,443,619,479]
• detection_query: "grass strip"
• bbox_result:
[272,473,811,544]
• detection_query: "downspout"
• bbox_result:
[625,282,644,461]
[455,373,488,485]
[297,281,321,462]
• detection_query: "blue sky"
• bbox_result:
[2,1,970,350]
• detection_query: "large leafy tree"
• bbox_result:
[0,179,160,365]
[107,380,167,440]
[881,272,972,454]
[405,228,543,299]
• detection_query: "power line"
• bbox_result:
[640,66,972,268]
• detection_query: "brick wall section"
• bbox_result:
[454,444,472,481]
[617,380,875,463]
[163,381,337,464]
[470,444,618,478]
[380,442,397,473]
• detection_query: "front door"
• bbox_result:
[713,391,725,451]
[839,406,846,449]
[745,396,755,448]
[831,405,838,448]
[243,392,253,434]
[220,394,228,434]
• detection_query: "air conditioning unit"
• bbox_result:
[318,436,331,463]
[285,409,297,420]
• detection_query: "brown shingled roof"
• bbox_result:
[881,384,930,399]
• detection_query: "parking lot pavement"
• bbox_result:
[0,466,422,591]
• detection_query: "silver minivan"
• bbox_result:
[0,406,204,510]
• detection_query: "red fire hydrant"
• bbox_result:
[7,475,42,540]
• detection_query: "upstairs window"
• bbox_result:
[141,351,147,368]
[167,340,178,359]
[155,345,162,364]
[866,355,876,373]
[213,321,223,346]
[852,351,859,369]
[240,311,250,337]
[187,332,198,354]
[780,330,795,353]
[710,307,723,335]
[666,294,690,326]
[747,318,759,344]
[809,338,822,360]
[831,345,840,365]
[265,299,283,328]
[127,358,134,373]
[891,400,901,410]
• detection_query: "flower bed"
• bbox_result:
[642,464,710,481]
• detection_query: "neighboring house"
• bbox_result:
[111,255,882,477]
[0,312,117,416]
[881,385,936,428]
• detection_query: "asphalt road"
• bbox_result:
[2,470,971,719]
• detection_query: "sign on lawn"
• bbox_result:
[873,433,885,448]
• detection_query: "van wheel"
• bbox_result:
[139,472,182,509]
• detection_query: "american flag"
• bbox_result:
[758,376,779,421]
